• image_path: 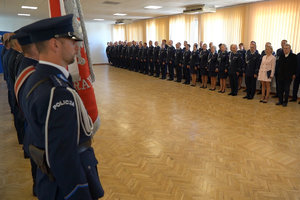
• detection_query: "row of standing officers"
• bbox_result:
[106,40,300,106]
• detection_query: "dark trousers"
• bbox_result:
[183,65,187,80]
[139,61,144,73]
[161,62,167,79]
[229,73,238,95]
[278,79,292,104]
[292,76,300,100]
[245,75,257,98]
[168,62,174,80]
[274,72,279,96]
[176,64,182,82]
[144,61,149,74]
[13,108,25,144]
[149,61,154,75]
[155,62,160,76]
[185,66,190,84]
[135,59,139,72]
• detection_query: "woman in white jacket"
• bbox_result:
[258,45,276,103]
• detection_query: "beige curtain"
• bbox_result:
[113,24,125,42]
[199,5,245,48]
[146,17,169,43]
[245,0,300,53]
[169,14,198,45]
[124,20,146,42]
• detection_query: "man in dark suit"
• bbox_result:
[290,52,300,103]
[276,44,297,107]
[167,40,175,81]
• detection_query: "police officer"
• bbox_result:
[174,42,183,82]
[138,42,143,73]
[18,14,104,199]
[153,41,160,77]
[13,26,40,196]
[208,45,218,90]
[105,42,111,64]
[190,43,200,86]
[199,43,209,88]
[6,34,24,144]
[238,43,246,90]
[159,42,167,79]
[148,40,154,76]
[228,44,243,96]
[167,40,175,81]
[216,44,229,93]
[121,41,127,69]
[243,42,261,99]
[182,44,191,85]
[142,42,148,74]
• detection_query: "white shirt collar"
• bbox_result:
[285,53,290,58]
[39,60,69,78]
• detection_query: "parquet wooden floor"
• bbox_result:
[0,65,300,200]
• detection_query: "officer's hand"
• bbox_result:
[293,75,296,79]
[163,62,165,65]
[179,64,182,67]
[243,73,245,77]
[195,67,197,70]
[215,69,218,72]
[150,59,152,62]
[225,69,228,73]
[187,65,190,69]
[254,74,257,78]
[236,72,239,76]
[170,61,172,64]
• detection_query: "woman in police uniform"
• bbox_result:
[216,44,229,93]
[190,44,200,86]
[199,43,209,88]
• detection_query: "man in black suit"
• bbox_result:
[276,44,297,107]
[290,52,300,103]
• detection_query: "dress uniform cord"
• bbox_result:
[45,87,94,168]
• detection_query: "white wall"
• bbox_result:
[0,15,35,32]
[85,22,113,64]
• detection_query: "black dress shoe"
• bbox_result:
[243,96,249,99]
[272,95,278,98]
[243,89,247,92]
[176,80,181,82]
[257,91,262,95]
[228,93,233,95]
[289,99,297,102]
[247,97,254,100]
[221,91,226,93]
[190,84,196,87]
[168,79,174,81]
[182,82,187,84]
[298,101,300,104]
[282,102,287,107]
[218,91,222,93]
[232,94,237,96]
[276,102,282,105]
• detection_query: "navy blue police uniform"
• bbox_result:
[199,49,209,76]
[208,51,218,77]
[154,45,160,77]
[159,46,167,79]
[142,45,149,74]
[228,52,243,96]
[190,50,199,76]
[174,47,183,82]
[18,14,104,200]
[238,49,246,78]
[138,46,143,73]
[244,50,261,99]
[216,51,229,79]
[167,45,175,80]
[148,44,154,76]
[182,49,191,84]
[13,28,39,196]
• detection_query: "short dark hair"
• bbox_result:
[35,40,49,54]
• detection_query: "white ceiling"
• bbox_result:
[0,0,267,23]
